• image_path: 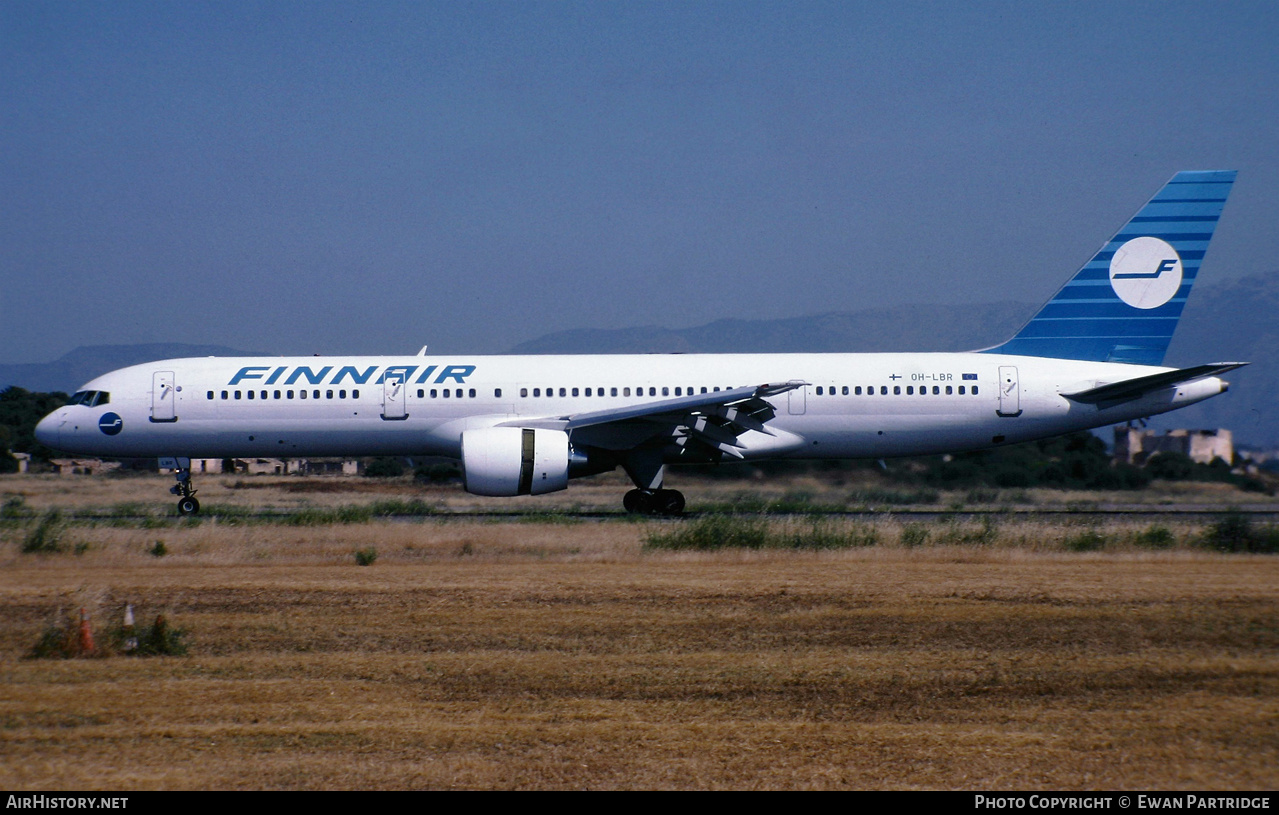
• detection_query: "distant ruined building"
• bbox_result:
[190,458,362,476]
[1114,427,1234,466]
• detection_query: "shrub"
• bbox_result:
[1132,525,1176,549]
[131,615,187,656]
[148,540,167,558]
[363,458,406,478]
[1145,452,1196,481]
[28,622,76,659]
[1064,529,1108,552]
[415,463,462,484]
[646,515,771,550]
[1201,510,1277,553]
[2,495,27,520]
[22,510,64,554]
[645,515,878,550]
[354,547,378,566]
[900,523,931,547]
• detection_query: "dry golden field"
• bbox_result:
[1,473,1277,790]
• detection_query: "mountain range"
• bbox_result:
[4,274,1274,446]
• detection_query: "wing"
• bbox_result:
[499,381,808,461]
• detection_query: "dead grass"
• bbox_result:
[1,473,1277,789]
[2,545,1276,789]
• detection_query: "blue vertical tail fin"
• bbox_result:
[983,170,1236,366]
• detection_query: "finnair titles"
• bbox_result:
[36,171,1245,516]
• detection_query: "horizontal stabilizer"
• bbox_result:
[1061,362,1247,405]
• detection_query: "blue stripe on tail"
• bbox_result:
[982,170,1235,365]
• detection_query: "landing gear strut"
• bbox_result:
[169,467,200,516]
[623,488,685,517]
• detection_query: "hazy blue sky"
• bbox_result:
[3,1,1277,362]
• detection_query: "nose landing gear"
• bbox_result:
[162,458,200,516]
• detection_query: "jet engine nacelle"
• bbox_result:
[460,427,570,496]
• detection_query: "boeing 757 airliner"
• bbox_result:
[35,171,1244,515]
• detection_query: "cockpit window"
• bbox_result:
[67,390,110,407]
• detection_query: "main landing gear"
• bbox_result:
[170,466,200,516]
[623,488,685,517]
[621,453,685,516]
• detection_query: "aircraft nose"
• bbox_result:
[34,411,62,450]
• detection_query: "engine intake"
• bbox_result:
[461,427,570,496]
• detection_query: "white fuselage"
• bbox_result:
[36,352,1228,464]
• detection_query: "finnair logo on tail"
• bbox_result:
[1109,237,1183,309]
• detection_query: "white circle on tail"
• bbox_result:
[1109,236,1182,309]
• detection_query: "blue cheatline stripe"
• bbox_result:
[981,170,1235,365]
[1112,232,1215,241]
[1064,270,1198,284]
[1053,276,1192,292]
[1129,215,1219,223]
[1013,319,1180,339]
[1035,302,1186,319]
[1091,250,1206,262]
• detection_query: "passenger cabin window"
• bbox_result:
[494,388,502,398]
